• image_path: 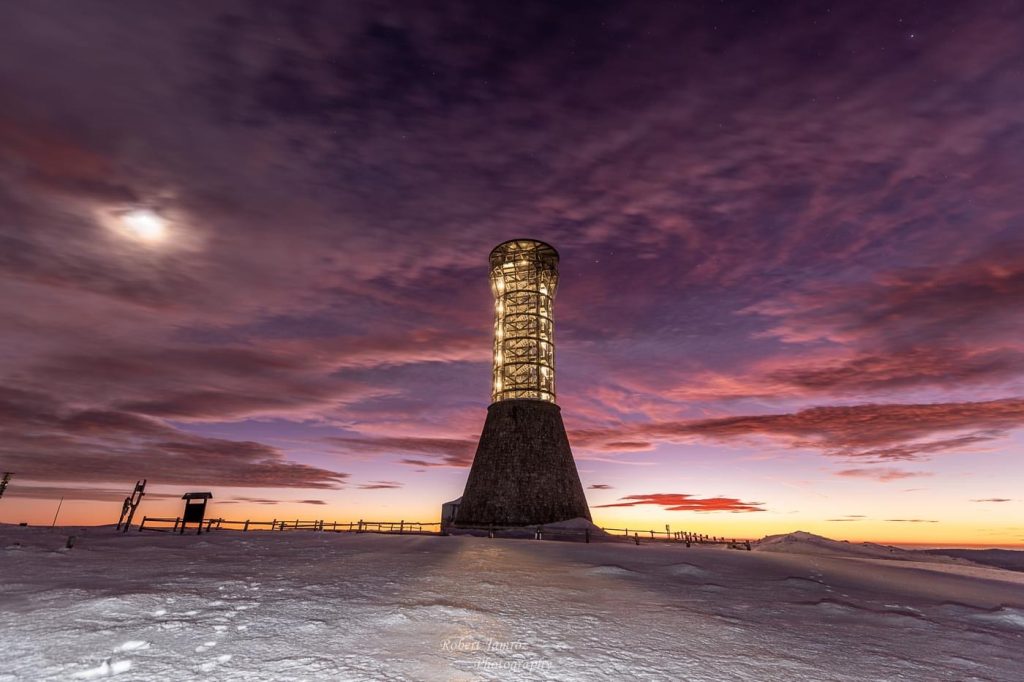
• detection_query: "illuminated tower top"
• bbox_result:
[489,239,559,403]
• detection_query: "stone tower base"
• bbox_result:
[454,400,591,527]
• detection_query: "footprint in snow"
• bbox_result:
[73,658,132,679]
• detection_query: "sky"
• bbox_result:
[1,1,1022,545]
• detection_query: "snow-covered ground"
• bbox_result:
[2,525,1023,681]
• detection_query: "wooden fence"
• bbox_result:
[138,516,439,535]
[449,524,751,549]
[136,516,750,548]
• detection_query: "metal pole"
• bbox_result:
[51,497,64,527]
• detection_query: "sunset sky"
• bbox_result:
[1,1,1022,545]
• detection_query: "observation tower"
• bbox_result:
[454,240,591,527]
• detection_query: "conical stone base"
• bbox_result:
[454,399,591,527]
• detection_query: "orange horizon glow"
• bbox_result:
[3,488,1021,548]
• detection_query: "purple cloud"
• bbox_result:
[0,1,1022,520]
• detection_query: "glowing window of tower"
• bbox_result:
[489,239,559,403]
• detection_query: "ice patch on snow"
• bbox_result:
[114,641,148,652]
[972,607,1024,630]
[585,564,638,577]
[665,562,709,578]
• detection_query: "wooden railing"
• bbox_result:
[602,528,752,549]
[135,516,750,548]
[138,516,440,534]
[448,524,752,549]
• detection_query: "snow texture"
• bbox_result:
[1,525,1023,681]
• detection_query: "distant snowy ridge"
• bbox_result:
[753,530,970,565]
[923,548,1024,573]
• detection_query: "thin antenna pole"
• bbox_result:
[51,497,64,528]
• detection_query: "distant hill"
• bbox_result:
[753,531,968,565]
[922,548,1024,573]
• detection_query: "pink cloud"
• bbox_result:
[594,493,765,513]
[571,398,1024,462]
[836,468,932,482]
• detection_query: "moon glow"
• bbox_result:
[120,210,167,242]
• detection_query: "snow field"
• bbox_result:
[1,525,1022,681]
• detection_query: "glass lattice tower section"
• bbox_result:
[489,239,559,403]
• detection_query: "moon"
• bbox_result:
[120,210,167,242]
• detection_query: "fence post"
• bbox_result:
[358,519,363,533]
[139,516,147,532]
[399,520,404,534]
[243,520,249,532]
[634,533,640,546]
